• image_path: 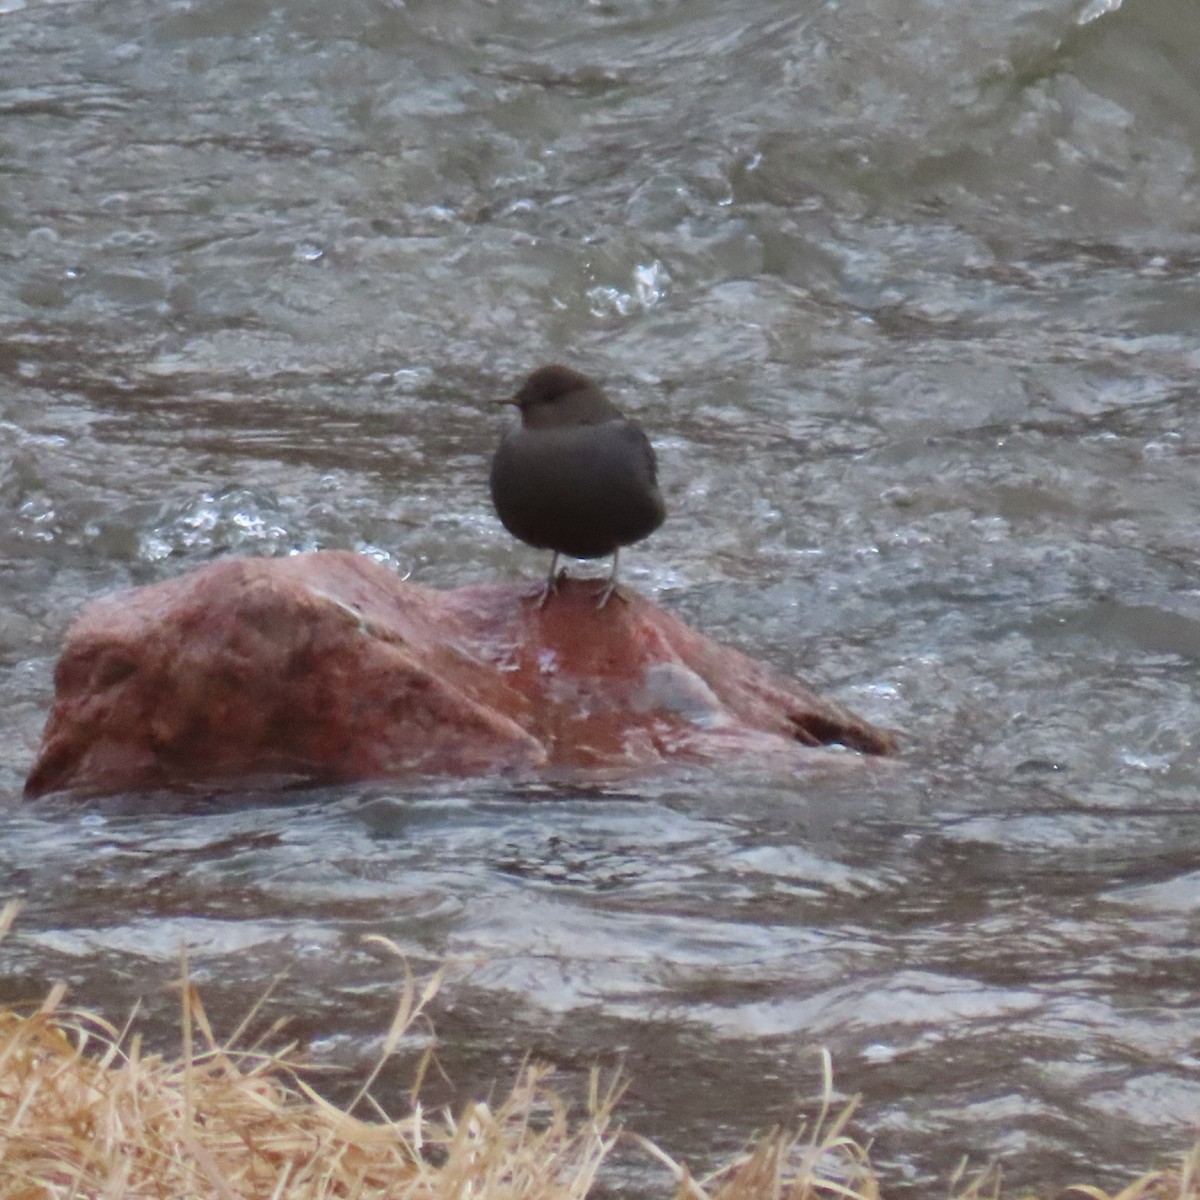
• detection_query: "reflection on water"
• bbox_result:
[4,0,1200,1191]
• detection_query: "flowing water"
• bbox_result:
[4,0,1200,1190]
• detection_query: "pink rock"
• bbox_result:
[24,552,896,800]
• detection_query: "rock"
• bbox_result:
[24,552,896,800]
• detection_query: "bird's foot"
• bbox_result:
[526,578,557,609]
[526,565,567,609]
[593,579,629,609]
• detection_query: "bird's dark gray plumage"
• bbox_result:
[489,364,666,608]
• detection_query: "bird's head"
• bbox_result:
[502,365,621,429]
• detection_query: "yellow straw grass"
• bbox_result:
[0,900,1197,1200]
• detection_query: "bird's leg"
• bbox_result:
[594,548,629,609]
[529,551,560,608]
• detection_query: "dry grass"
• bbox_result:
[0,902,621,1200]
[0,899,1196,1200]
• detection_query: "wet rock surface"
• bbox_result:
[26,552,893,799]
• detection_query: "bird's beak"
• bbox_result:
[493,395,520,408]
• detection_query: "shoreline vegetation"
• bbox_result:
[0,907,1195,1199]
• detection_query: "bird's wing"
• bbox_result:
[615,420,659,486]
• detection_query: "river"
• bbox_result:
[3,0,1200,1191]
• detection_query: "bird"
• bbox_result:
[489,364,666,609]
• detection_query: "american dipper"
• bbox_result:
[489,364,666,608]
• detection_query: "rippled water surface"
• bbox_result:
[4,0,1200,1190]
